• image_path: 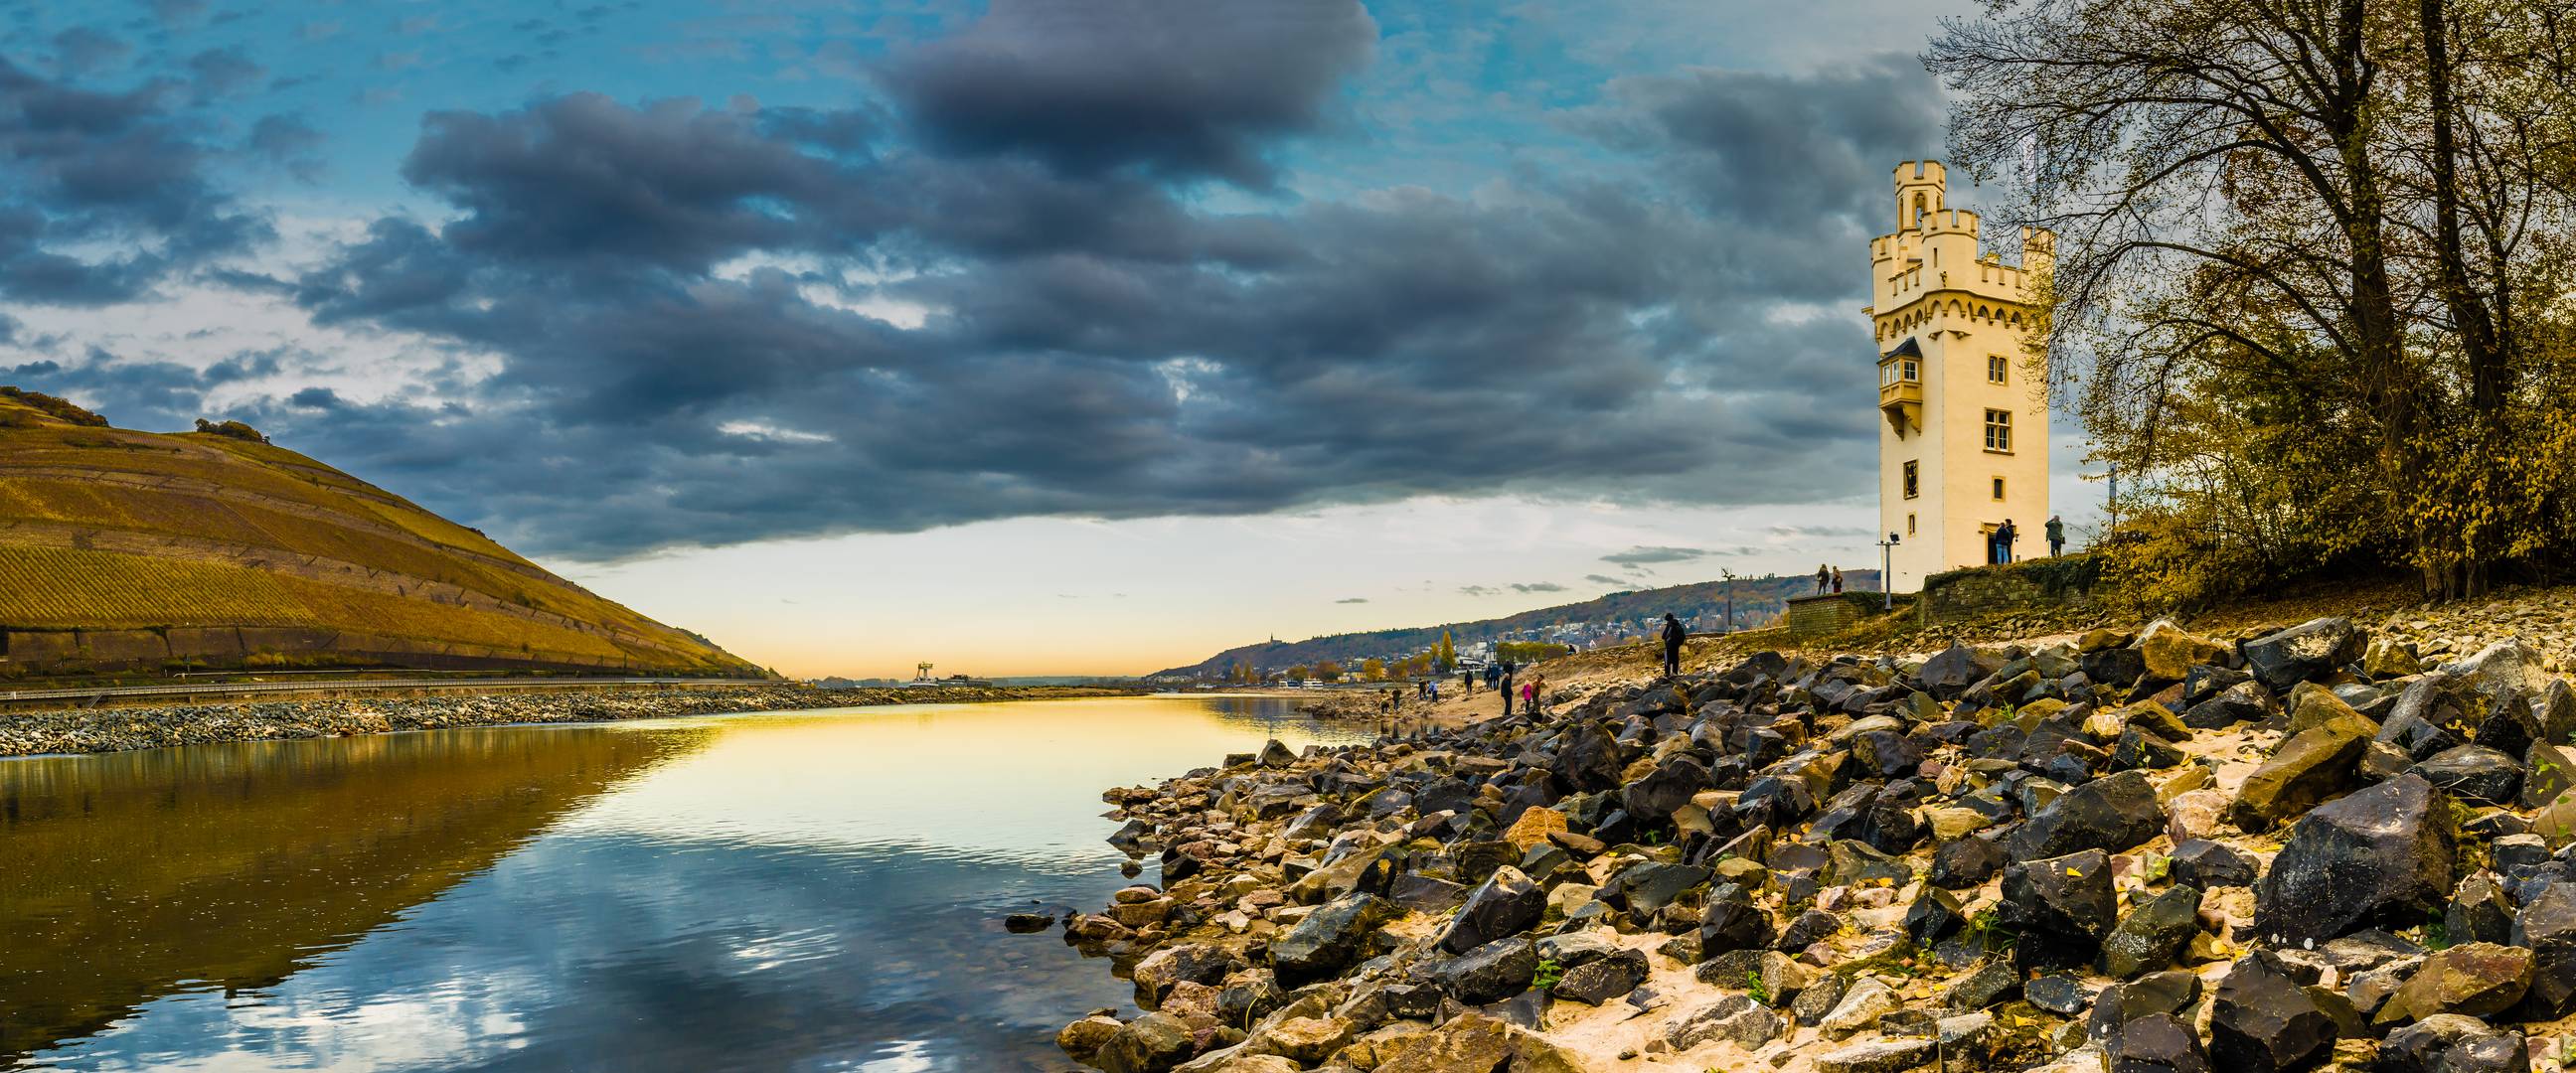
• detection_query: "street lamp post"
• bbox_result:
[1876,533,1900,611]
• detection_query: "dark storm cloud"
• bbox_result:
[52,28,131,77]
[877,0,1373,185]
[1600,546,1707,567]
[396,93,890,271]
[0,59,263,304]
[247,112,325,179]
[185,47,263,101]
[27,33,1935,560]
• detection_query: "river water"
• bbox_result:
[0,695,1373,1072]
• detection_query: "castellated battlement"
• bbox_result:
[1924,209,1980,235]
[1893,160,1947,187]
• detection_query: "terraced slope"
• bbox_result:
[0,389,760,678]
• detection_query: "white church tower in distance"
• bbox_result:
[1866,161,2053,592]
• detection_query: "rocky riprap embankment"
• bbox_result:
[0,684,1110,756]
[1048,617,2576,1073]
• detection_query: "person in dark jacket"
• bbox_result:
[2000,519,2017,563]
[1500,663,1517,718]
[1815,564,1829,593]
[1659,613,1686,678]
[2046,514,2065,556]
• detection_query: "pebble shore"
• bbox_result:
[0,684,1138,757]
[1048,608,2576,1073]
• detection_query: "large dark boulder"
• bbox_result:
[1918,644,2000,699]
[1273,892,1394,986]
[2113,1012,2212,1073]
[1431,936,1538,1005]
[1697,881,1775,955]
[2375,1014,2530,1073]
[2208,952,2338,1073]
[2184,681,2276,729]
[2410,745,2523,807]
[1551,947,1648,1005]
[1551,720,1624,794]
[1622,756,1710,820]
[2171,840,2258,889]
[2001,848,2116,971]
[2011,769,2167,862]
[2242,617,2365,693]
[1608,861,1709,916]
[2099,884,2204,979]
[1929,835,2007,889]
[2087,971,2200,1051]
[2512,879,2576,1018]
[2081,647,2150,692]
[2255,775,2456,947]
[1438,865,1543,954]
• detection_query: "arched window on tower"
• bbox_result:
[1911,192,1926,229]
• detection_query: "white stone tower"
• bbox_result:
[1866,161,2053,591]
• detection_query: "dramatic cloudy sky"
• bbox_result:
[0,0,2100,677]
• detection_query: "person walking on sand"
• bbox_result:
[1815,563,1829,594]
[1831,567,1845,594]
[2046,514,2065,557]
[1659,613,1686,679]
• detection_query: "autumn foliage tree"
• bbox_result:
[1929,0,2576,603]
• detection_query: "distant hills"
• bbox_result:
[1155,570,1880,680]
[0,386,762,679]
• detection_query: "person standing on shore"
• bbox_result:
[2000,519,2017,563]
[1659,613,1685,679]
[1525,672,1547,716]
[2046,515,2065,557]
[1501,663,1517,718]
[1831,567,1844,594]
[1815,564,1829,594]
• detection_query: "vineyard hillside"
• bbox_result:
[0,388,762,679]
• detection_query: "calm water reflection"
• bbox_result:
[0,695,1372,1072]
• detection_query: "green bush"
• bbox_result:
[0,386,108,426]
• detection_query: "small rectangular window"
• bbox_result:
[1902,461,1919,499]
[1993,477,2007,500]
[1902,360,1919,382]
[1906,512,1916,536]
[1988,355,2008,383]
[1984,408,2012,452]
